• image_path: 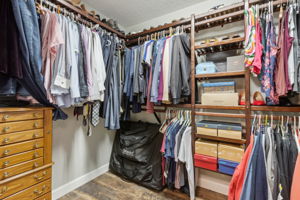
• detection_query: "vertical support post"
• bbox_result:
[244,0,251,147]
[191,14,196,154]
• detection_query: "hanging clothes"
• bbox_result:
[7,0,67,120]
[231,117,299,200]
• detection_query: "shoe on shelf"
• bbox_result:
[253,91,265,106]
[279,96,293,106]
[239,91,246,105]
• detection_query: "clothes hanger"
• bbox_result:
[271,114,273,128]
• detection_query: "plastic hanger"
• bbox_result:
[271,114,273,128]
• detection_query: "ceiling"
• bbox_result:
[83,0,205,27]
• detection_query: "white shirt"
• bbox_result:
[89,32,106,101]
[178,127,195,200]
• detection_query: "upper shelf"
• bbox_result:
[195,71,245,79]
[252,106,300,112]
[195,105,245,110]
[195,37,244,49]
[195,37,244,54]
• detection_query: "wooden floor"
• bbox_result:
[59,172,203,200]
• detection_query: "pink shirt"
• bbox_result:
[41,10,64,103]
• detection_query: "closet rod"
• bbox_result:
[250,115,300,121]
[47,0,126,38]
[195,112,246,118]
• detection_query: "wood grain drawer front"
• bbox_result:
[3,179,51,200]
[35,192,51,200]
[0,129,44,146]
[0,158,44,180]
[0,167,51,199]
[0,149,43,169]
[0,111,43,123]
[0,120,44,134]
[0,139,44,158]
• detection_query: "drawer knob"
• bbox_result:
[3,150,10,156]
[0,186,7,196]
[33,113,38,117]
[33,122,39,128]
[3,138,9,144]
[33,133,39,138]
[34,152,39,158]
[34,185,46,195]
[34,143,39,148]
[34,162,39,168]
[3,161,9,167]
[2,115,9,121]
[3,172,9,178]
[2,127,10,133]
[34,171,47,180]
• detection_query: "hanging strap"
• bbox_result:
[153,112,161,124]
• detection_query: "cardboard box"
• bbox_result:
[201,93,239,106]
[196,120,219,136]
[195,140,218,157]
[202,82,235,94]
[218,122,242,139]
[227,55,244,72]
[218,143,244,163]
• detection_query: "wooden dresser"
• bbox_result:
[0,108,53,200]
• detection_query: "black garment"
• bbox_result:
[0,0,23,79]
[0,75,17,96]
[170,34,191,104]
[274,126,289,200]
[287,125,298,194]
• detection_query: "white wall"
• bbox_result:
[52,108,115,199]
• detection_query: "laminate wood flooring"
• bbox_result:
[59,172,203,200]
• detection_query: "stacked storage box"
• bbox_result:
[195,120,244,175]
[201,81,239,106]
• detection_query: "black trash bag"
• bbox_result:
[110,121,163,191]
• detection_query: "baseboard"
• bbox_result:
[196,186,227,200]
[52,164,110,200]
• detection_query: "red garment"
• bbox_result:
[252,19,263,75]
[228,134,254,200]
[291,154,300,200]
[275,10,294,96]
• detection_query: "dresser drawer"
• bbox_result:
[0,139,44,158]
[0,158,44,180]
[3,179,51,200]
[0,111,43,123]
[0,149,43,169]
[0,167,51,199]
[0,120,44,134]
[0,129,43,146]
[35,192,51,200]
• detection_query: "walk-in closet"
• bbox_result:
[0,0,299,199]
